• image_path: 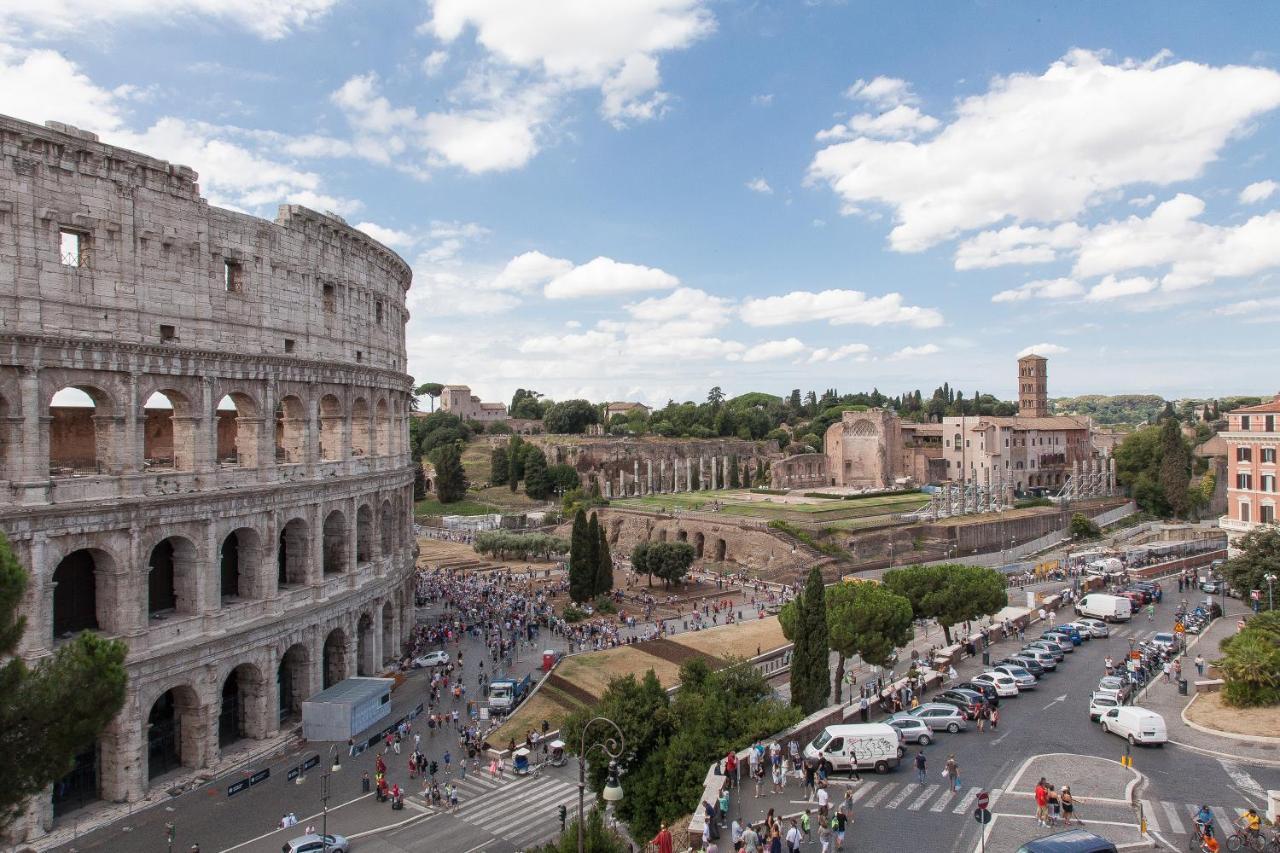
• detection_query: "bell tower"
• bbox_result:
[1017,354,1048,418]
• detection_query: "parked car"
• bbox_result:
[991,664,1038,689]
[1071,618,1109,638]
[1094,675,1133,704]
[1133,581,1163,602]
[412,650,450,668]
[1015,828,1119,853]
[887,713,934,745]
[956,680,1001,706]
[908,703,969,733]
[1199,577,1223,594]
[283,834,351,853]
[972,671,1021,697]
[1024,641,1065,662]
[1150,632,1178,653]
[932,688,987,719]
[1051,624,1086,644]
[1088,692,1121,721]
[998,656,1045,677]
[1098,706,1167,745]
[1039,632,1077,652]
[1017,648,1059,670]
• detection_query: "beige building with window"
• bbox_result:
[440,384,508,422]
[1220,393,1280,537]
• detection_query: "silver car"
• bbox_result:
[991,664,1037,689]
[1071,618,1109,638]
[908,703,969,733]
[283,834,350,853]
[887,712,934,745]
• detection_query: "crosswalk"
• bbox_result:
[1138,800,1247,836]
[430,771,581,850]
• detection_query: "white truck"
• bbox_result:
[1075,593,1132,623]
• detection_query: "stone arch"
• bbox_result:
[141,389,196,471]
[322,509,349,575]
[277,517,309,587]
[374,398,391,456]
[52,547,116,641]
[216,392,260,467]
[381,600,396,665]
[48,384,115,474]
[53,739,100,817]
[147,535,198,617]
[219,527,262,601]
[147,683,201,780]
[219,661,268,748]
[714,538,727,562]
[656,528,668,543]
[849,420,878,437]
[676,529,688,543]
[275,395,307,463]
[351,397,371,457]
[277,643,310,723]
[318,394,344,461]
[323,627,348,688]
[356,503,373,563]
[693,531,705,559]
[379,499,396,557]
[357,612,376,676]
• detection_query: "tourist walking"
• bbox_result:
[944,754,960,792]
[914,749,927,785]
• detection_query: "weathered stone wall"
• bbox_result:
[825,409,903,489]
[0,115,418,841]
[770,452,828,489]
[529,435,777,495]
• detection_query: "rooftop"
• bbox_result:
[1229,393,1280,414]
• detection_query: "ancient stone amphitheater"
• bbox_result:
[0,115,417,838]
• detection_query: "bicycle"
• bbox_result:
[1224,828,1267,852]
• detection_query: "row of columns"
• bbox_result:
[597,454,751,498]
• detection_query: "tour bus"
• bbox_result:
[803,723,903,774]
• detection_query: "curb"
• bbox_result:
[1167,738,1280,768]
[1179,692,1280,745]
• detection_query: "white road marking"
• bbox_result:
[863,783,897,808]
[1041,693,1068,710]
[1219,760,1267,805]
[952,787,980,814]
[908,783,939,811]
[1140,798,1161,832]
[1160,800,1185,834]
[930,787,957,812]
[844,782,874,804]
[883,783,918,809]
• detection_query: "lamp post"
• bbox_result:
[576,716,625,853]
[322,744,341,851]
[1266,573,1277,612]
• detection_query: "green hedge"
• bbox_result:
[803,488,921,501]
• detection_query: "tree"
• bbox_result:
[707,386,725,408]
[413,463,427,500]
[883,563,1007,645]
[636,542,694,589]
[1158,415,1191,517]
[1223,527,1280,613]
[510,389,545,420]
[1216,612,1280,708]
[569,509,594,602]
[524,447,552,500]
[543,400,599,435]
[595,519,614,596]
[490,446,510,486]
[508,435,526,492]
[547,463,581,496]
[433,442,469,503]
[787,567,830,714]
[0,533,128,829]
[631,541,653,586]
[1069,512,1100,540]
[415,382,444,412]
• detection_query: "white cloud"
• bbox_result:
[1215,296,1280,318]
[491,251,575,292]
[954,223,1084,270]
[809,50,1280,252]
[519,329,620,355]
[1016,343,1068,358]
[845,105,939,140]
[0,44,126,133]
[752,93,774,106]
[1129,194,1156,207]
[741,338,806,363]
[0,0,338,39]
[746,177,773,194]
[1085,275,1157,302]
[354,222,415,249]
[1240,180,1278,204]
[807,343,870,363]
[544,256,680,299]
[424,0,715,126]
[889,344,940,360]
[625,287,731,326]
[845,76,916,109]
[991,278,1085,303]
[423,50,449,77]
[739,289,943,328]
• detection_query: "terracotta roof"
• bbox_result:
[607,402,649,410]
[965,415,1090,431]
[1230,394,1280,414]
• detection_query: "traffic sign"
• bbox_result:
[976,791,989,810]
[974,808,992,824]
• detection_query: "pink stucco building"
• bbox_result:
[1220,393,1280,536]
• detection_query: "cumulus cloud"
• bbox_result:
[0,44,126,133]
[845,76,917,108]
[740,338,806,363]
[491,251,575,292]
[1085,275,1157,302]
[955,223,1084,270]
[739,289,943,328]
[807,343,870,363]
[809,50,1280,252]
[746,177,773,194]
[354,222,415,249]
[1215,296,1280,318]
[625,287,732,326]
[1,0,338,39]
[991,278,1085,303]
[543,256,680,299]
[888,344,940,360]
[1016,343,1068,358]
[1240,180,1278,204]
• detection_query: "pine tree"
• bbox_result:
[568,509,593,602]
[595,521,613,596]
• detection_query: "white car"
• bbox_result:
[972,671,1020,698]
[1088,692,1120,721]
[1150,632,1178,653]
[412,650,450,668]
[1071,618,1109,638]
[991,664,1037,689]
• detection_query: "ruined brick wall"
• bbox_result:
[530,435,777,494]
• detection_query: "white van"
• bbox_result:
[803,723,903,774]
[1098,706,1167,745]
[1075,593,1132,623]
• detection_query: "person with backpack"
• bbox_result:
[914,749,927,784]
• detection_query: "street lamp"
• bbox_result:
[322,744,340,852]
[1266,573,1277,612]
[576,716,625,853]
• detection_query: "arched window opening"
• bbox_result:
[322,510,349,575]
[379,501,396,558]
[356,505,373,564]
[356,613,375,676]
[148,539,176,615]
[0,393,11,481]
[49,386,108,475]
[323,629,348,689]
[143,390,193,471]
[714,538,727,562]
[693,532,705,559]
[381,601,395,665]
[374,399,390,456]
[351,398,371,457]
[218,664,265,749]
[277,519,309,587]
[216,393,259,467]
[53,549,99,639]
[219,528,260,602]
[53,742,99,816]
[318,394,343,461]
[148,685,199,779]
[220,534,240,601]
[274,396,306,464]
[278,644,310,723]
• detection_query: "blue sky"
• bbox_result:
[4,1,1280,407]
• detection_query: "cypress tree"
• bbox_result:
[788,586,811,713]
[792,566,830,714]
[434,443,469,503]
[595,520,613,596]
[586,513,601,596]
[1158,416,1191,518]
[569,509,592,602]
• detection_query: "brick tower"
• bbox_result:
[1018,354,1049,418]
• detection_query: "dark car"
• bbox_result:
[1015,829,1118,853]
[1133,581,1162,601]
[1000,655,1046,677]
[1123,587,1152,605]
[933,688,987,719]
[1051,624,1085,644]
[955,680,1000,707]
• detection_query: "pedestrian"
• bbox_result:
[832,809,847,851]
[816,782,829,819]
[785,819,802,853]
[361,770,371,793]
[741,821,760,853]
[1060,786,1075,825]
[818,820,832,853]
[1162,661,1171,683]
[719,787,729,818]
[976,705,986,733]
[858,694,869,722]
[800,810,812,844]
[1034,778,1049,826]
[944,754,960,793]
[1195,654,1205,677]
[990,706,1000,730]
[1048,784,1060,825]
[725,750,737,788]
[914,749,927,785]
[651,822,674,853]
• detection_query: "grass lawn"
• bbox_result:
[413,497,498,517]
[614,490,928,524]
[556,646,683,698]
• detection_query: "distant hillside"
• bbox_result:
[1051,394,1167,425]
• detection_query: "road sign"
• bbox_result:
[974,807,992,824]
[976,791,989,810]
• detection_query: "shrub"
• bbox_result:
[561,605,587,623]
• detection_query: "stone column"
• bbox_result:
[120,372,141,475]
[1108,456,1116,496]
[647,459,653,494]
[19,368,47,482]
[724,455,731,488]
[710,455,718,490]
[603,479,611,499]
[618,469,625,497]
[634,460,640,494]
[685,458,692,492]
[99,709,146,803]
[660,459,667,493]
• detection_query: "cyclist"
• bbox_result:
[1237,808,1263,844]
[1199,834,1219,853]
[1193,805,1215,839]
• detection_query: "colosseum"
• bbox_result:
[0,115,418,838]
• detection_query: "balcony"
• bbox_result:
[1218,515,1256,534]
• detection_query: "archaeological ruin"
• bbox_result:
[0,115,417,838]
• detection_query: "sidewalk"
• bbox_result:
[1137,598,1280,765]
